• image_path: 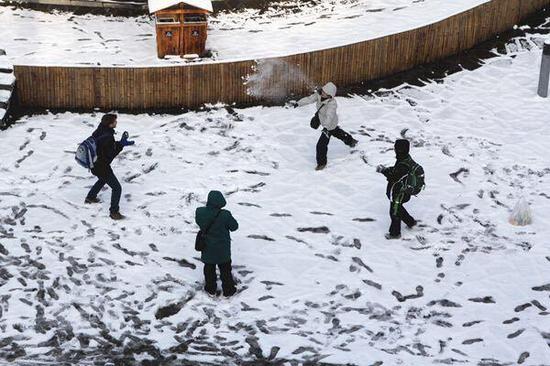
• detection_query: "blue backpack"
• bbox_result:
[75,134,108,170]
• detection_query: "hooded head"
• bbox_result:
[394,139,410,158]
[101,113,118,128]
[321,82,337,98]
[206,190,227,209]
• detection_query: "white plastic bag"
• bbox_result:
[509,197,533,226]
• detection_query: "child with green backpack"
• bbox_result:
[377,139,425,239]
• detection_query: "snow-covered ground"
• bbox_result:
[0,0,493,66]
[0,16,550,365]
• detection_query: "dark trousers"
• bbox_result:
[87,168,121,213]
[204,261,236,296]
[389,200,415,236]
[316,127,355,166]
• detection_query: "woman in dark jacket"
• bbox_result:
[195,190,239,297]
[85,114,134,220]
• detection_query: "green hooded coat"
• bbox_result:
[195,191,239,264]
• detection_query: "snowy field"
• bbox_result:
[0,0,492,66]
[0,16,550,365]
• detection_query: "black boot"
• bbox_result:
[385,233,401,240]
[110,212,125,220]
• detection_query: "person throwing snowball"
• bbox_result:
[291,82,357,170]
[84,114,134,220]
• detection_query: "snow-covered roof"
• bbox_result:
[148,0,212,13]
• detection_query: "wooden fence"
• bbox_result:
[13,0,550,110]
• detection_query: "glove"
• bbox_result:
[120,131,135,147]
[376,164,386,173]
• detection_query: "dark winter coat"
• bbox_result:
[91,123,123,177]
[382,153,415,202]
[195,191,239,264]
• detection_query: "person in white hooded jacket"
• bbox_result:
[294,82,357,170]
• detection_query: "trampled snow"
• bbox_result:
[0,22,549,365]
[0,0,491,66]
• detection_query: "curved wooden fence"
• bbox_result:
[13,0,550,110]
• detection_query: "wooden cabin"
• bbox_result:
[148,0,212,59]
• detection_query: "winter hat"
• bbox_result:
[322,82,337,98]
[394,139,410,155]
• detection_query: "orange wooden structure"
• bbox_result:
[153,2,210,58]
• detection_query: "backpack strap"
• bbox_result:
[203,209,222,236]
[392,190,406,215]
[314,103,327,118]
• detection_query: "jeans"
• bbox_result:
[87,168,122,213]
[316,127,355,166]
[203,261,236,296]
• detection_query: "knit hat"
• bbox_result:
[321,82,337,98]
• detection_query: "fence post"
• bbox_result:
[537,41,550,97]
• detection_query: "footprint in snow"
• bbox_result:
[162,257,196,269]
[468,296,495,304]
[462,320,483,327]
[518,351,530,364]
[391,286,424,302]
[247,234,275,241]
[462,338,483,345]
[238,202,261,208]
[271,213,292,217]
[449,167,469,184]
[297,226,330,234]
[507,329,525,338]
[514,303,532,312]
[428,299,462,308]
[310,211,333,216]
[362,279,382,290]
[352,217,376,222]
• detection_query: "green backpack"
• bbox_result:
[391,159,425,215]
[405,160,425,196]
[395,159,425,197]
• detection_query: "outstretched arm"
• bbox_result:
[296,93,318,107]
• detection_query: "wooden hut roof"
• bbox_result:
[148,0,213,13]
